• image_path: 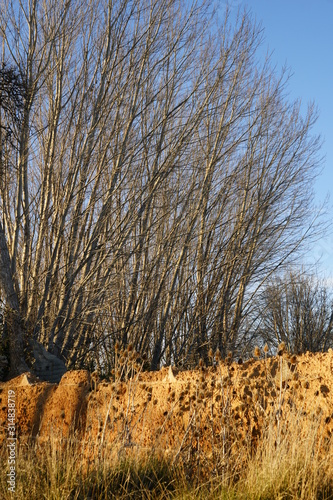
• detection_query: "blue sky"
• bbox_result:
[223,0,333,279]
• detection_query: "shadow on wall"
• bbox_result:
[30,340,67,383]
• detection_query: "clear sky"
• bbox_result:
[223,0,333,279]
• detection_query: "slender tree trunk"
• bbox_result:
[0,220,29,376]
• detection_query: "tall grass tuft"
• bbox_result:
[239,413,333,500]
[0,436,178,499]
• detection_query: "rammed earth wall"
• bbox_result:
[1,352,333,463]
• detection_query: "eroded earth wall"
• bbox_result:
[1,352,333,461]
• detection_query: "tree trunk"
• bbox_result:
[0,221,29,376]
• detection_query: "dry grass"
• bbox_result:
[1,406,333,499]
[0,436,178,499]
[240,413,333,499]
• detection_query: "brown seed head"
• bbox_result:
[215,349,222,361]
[254,346,261,358]
[290,354,297,365]
[278,342,286,355]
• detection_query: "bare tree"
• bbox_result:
[253,271,333,354]
[0,0,324,376]
[0,64,29,375]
